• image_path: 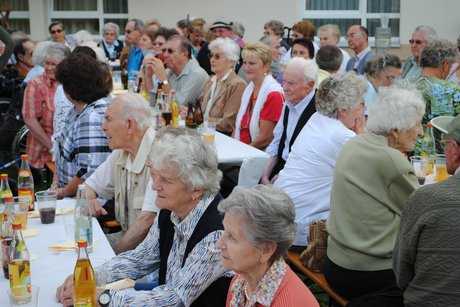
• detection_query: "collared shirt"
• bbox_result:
[229,258,286,307]
[274,112,356,246]
[57,98,111,186]
[401,56,422,80]
[353,46,372,70]
[52,85,74,161]
[22,74,57,168]
[165,59,209,106]
[102,39,120,58]
[127,46,143,78]
[266,91,315,161]
[95,195,229,306]
[363,78,377,115]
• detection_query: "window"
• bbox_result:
[49,0,128,37]
[301,0,401,47]
[1,0,30,34]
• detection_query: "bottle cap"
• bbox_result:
[12,222,22,229]
[21,154,28,160]
[77,239,88,247]
[1,174,8,179]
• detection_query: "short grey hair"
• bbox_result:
[316,72,368,119]
[44,42,69,64]
[367,87,425,135]
[128,18,144,31]
[32,41,53,65]
[209,37,240,63]
[414,25,438,43]
[103,22,120,36]
[285,57,318,84]
[116,93,153,129]
[365,53,401,77]
[232,22,245,38]
[149,126,222,196]
[420,39,459,68]
[264,20,285,36]
[318,24,341,42]
[259,35,277,47]
[74,30,93,46]
[315,45,343,72]
[218,185,296,263]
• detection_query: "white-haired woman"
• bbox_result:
[325,87,425,305]
[201,37,247,135]
[57,126,231,306]
[234,42,284,149]
[98,22,124,60]
[74,30,107,62]
[217,185,319,307]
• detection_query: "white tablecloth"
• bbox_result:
[0,199,115,306]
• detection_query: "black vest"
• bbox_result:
[269,93,317,179]
[158,194,231,307]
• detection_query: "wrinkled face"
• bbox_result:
[346,25,367,53]
[340,101,366,130]
[410,31,429,59]
[242,55,269,82]
[101,99,129,150]
[374,66,401,88]
[291,43,311,60]
[210,46,233,76]
[50,24,65,43]
[283,68,312,104]
[319,30,338,47]
[153,35,166,54]
[43,57,61,81]
[124,21,142,46]
[103,30,117,45]
[189,29,205,46]
[139,34,154,51]
[393,117,423,152]
[269,37,281,62]
[216,212,264,275]
[162,39,188,73]
[19,41,35,66]
[212,27,232,39]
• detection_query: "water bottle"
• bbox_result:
[75,184,93,252]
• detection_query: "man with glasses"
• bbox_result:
[394,114,460,306]
[144,35,208,106]
[122,19,144,81]
[345,25,374,75]
[401,25,438,80]
[13,38,35,79]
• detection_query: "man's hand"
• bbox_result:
[89,198,107,218]
[56,274,74,306]
[145,57,167,82]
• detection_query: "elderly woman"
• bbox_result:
[57,126,231,306]
[364,53,401,110]
[201,38,247,135]
[22,43,68,171]
[325,87,425,305]
[318,24,351,75]
[54,53,112,199]
[74,30,107,62]
[98,22,124,60]
[234,42,284,149]
[217,185,319,307]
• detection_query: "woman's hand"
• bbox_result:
[56,274,74,306]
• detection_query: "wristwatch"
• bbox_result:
[98,289,111,307]
[159,79,169,86]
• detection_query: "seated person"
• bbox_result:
[54,53,112,198]
[56,126,232,306]
[217,185,319,306]
[315,45,343,88]
[394,114,460,306]
[274,73,367,249]
[325,87,425,305]
[13,38,35,79]
[98,22,124,60]
[85,94,158,254]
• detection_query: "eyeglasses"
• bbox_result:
[104,32,116,36]
[50,29,62,34]
[161,48,178,54]
[409,39,426,45]
[153,42,164,47]
[208,53,222,60]
[346,32,363,39]
[125,29,138,34]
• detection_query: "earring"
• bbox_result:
[264,72,267,76]
[192,195,196,201]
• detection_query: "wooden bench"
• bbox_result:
[287,251,348,307]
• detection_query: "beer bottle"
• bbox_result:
[185,102,196,128]
[17,155,35,211]
[420,123,436,175]
[73,239,96,307]
[194,98,204,127]
[75,185,93,253]
[169,90,180,127]
[9,221,31,303]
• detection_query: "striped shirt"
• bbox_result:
[95,195,231,306]
[57,98,111,186]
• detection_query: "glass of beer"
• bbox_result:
[410,156,428,185]
[434,154,449,182]
[202,122,216,144]
[13,197,29,230]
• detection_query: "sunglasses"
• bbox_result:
[125,29,138,34]
[50,29,63,34]
[409,39,425,45]
[161,48,178,54]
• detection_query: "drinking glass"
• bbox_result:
[410,156,428,185]
[35,191,57,224]
[13,197,29,230]
[7,285,39,306]
[434,154,449,182]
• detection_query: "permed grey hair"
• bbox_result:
[285,57,318,84]
[149,126,222,196]
[367,87,425,135]
[365,53,401,77]
[420,39,459,68]
[316,72,368,119]
[103,22,120,36]
[209,37,240,63]
[44,42,69,64]
[116,93,153,129]
[218,185,296,263]
[414,25,438,43]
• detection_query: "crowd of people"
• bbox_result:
[0,15,459,307]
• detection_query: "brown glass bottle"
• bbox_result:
[185,102,196,128]
[194,99,203,127]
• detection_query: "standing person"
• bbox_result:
[401,25,437,80]
[261,57,318,184]
[345,25,374,75]
[98,22,124,60]
[394,114,460,307]
[49,21,75,50]
[318,24,351,75]
[234,42,284,150]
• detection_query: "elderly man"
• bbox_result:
[394,114,460,306]
[274,73,367,249]
[315,45,343,87]
[263,19,290,55]
[120,18,144,86]
[85,94,158,254]
[13,38,35,79]
[144,35,208,106]
[261,57,318,184]
[345,25,374,75]
[401,25,438,80]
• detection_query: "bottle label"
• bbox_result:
[1,190,13,199]
[18,170,31,177]
[9,259,31,289]
[18,190,34,210]
[74,296,93,306]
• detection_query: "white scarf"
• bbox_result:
[234,74,283,141]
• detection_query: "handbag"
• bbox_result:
[300,219,328,273]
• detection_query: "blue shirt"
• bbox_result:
[127,46,143,78]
